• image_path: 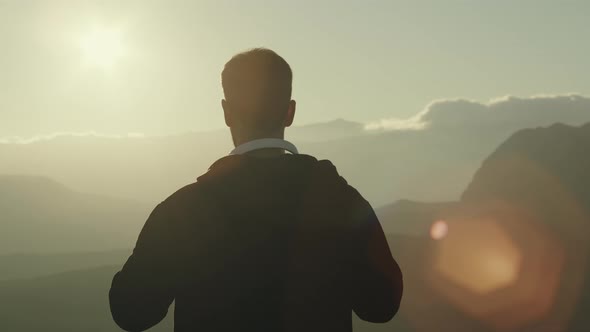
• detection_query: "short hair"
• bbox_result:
[221,48,293,132]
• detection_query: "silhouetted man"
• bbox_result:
[109,48,403,332]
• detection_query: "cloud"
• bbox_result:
[4,94,590,144]
[363,112,427,131]
[365,94,590,131]
[0,131,145,144]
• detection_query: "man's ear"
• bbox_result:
[222,99,232,127]
[284,100,296,127]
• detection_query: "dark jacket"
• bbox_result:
[109,154,403,331]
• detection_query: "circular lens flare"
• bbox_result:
[430,220,449,240]
[434,218,522,296]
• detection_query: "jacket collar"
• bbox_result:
[229,138,298,156]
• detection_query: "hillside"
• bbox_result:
[0,249,130,281]
[0,175,150,254]
[463,122,590,210]
[4,95,590,207]
[375,200,459,235]
[375,122,590,331]
[0,265,174,332]
[0,122,513,207]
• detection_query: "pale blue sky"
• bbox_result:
[1,0,589,137]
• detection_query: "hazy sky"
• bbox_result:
[1,0,589,137]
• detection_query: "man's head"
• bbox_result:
[221,48,295,146]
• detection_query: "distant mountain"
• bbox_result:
[0,121,516,207]
[375,200,458,235]
[0,249,130,281]
[0,175,150,254]
[0,265,173,332]
[3,95,590,206]
[459,121,590,281]
[374,122,590,331]
[378,122,590,232]
[463,122,590,210]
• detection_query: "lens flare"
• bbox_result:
[417,201,573,331]
[433,218,522,295]
[430,220,449,240]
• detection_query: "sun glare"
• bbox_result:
[80,26,125,69]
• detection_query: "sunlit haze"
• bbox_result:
[2,1,590,332]
[79,25,126,69]
[1,1,590,137]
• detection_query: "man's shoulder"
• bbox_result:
[159,181,206,209]
[160,154,359,203]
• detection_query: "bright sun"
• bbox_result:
[80,26,125,69]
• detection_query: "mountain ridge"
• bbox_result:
[0,174,150,254]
